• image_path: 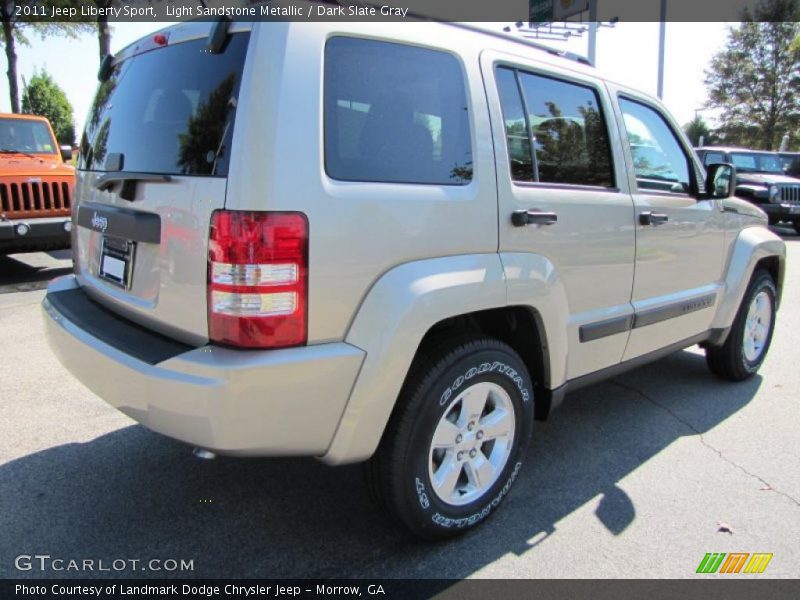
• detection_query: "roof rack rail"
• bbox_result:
[316,1,593,66]
[449,22,593,66]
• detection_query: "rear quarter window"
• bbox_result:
[324,37,473,185]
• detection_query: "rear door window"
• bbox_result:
[324,37,473,185]
[495,67,615,187]
[79,32,250,177]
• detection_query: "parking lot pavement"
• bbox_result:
[1,233,799,580]
[0,250,72,295]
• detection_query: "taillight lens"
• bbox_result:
[208,211,308,348]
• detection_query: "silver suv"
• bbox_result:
[43,21,786,539]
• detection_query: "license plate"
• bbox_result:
[99,237,136,289]
[790,205,800,214]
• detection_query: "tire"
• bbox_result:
[706,270,777,381]
[793,221,800,236]
[365,336,534,539]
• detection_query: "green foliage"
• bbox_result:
[684,115,718,147]
[704,0,800,150]
[0,3,93,113]
[21,69,75,145]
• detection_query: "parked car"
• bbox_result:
[43,21,785,539]
[696,146,800,234]
[0,113,74,254]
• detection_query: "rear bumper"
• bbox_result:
[0,216,71,252]
[43,275,365,457]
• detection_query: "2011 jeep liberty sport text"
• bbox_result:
[43,19,786,539]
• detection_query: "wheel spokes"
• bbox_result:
[431,419,461,449]
[464,453,496,490]
[428,381,517,507]
[478,407,513,441]
[433,453,463,499]
[458,386,488,426]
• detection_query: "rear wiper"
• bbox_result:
[0,148,38,159]
[95,171,172,201]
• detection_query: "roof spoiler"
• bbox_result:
[98,54,115,82]
[207,17,231,54]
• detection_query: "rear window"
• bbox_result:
[324,37,473,185]
[79,32,250,177]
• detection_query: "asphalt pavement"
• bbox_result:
[1,232,798,579]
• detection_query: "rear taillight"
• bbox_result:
[208,211,308,348]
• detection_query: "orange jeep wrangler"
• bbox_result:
[0,113,74,253]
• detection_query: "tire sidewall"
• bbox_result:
[402,345,534,536]
[738,274,777,374]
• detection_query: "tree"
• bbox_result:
[21,69,75,145]
[95,0,112,61]
[0,3,93,113]
[684,115,717,147]
[704,0,800,150]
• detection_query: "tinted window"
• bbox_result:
[729,152,783,174]
[496,68,534,182]
[619,98,691,194]
[324,37,472,185]
[702,151,725,165]
[79,33,250,176]
[506,71,613,187]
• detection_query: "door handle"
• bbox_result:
[512,209,558,227]
[639,211,669,226]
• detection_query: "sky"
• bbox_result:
[0,21,731,137]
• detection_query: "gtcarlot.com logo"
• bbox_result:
[15,554,194,573]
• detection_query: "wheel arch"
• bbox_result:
[710,226,786,344]
[320,253,564,465]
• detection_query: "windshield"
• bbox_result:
[0,118,57,154]
[79,32,250,177]
[729,152,784,174]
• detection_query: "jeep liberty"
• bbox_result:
[43,20,786,538]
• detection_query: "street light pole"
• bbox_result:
[657,0,666,99]
[588,0,598,65]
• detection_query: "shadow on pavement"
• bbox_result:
[0,251,72,293]
[771,224,799,241]
[0,350,761,579]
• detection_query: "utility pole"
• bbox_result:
[588,0,598,65]
[657,0,666,99]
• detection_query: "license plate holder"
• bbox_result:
[99,236,136,290]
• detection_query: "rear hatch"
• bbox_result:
[74,22,251,345]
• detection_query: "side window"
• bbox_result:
[324,37,473,185]
[496,68,534,182]
[518,72,614,187]
[703,151,725,166]
[618,98,692,194]
[495,68,614,187]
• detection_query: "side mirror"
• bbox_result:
[60,145,72,162]
[702,163,735,199]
